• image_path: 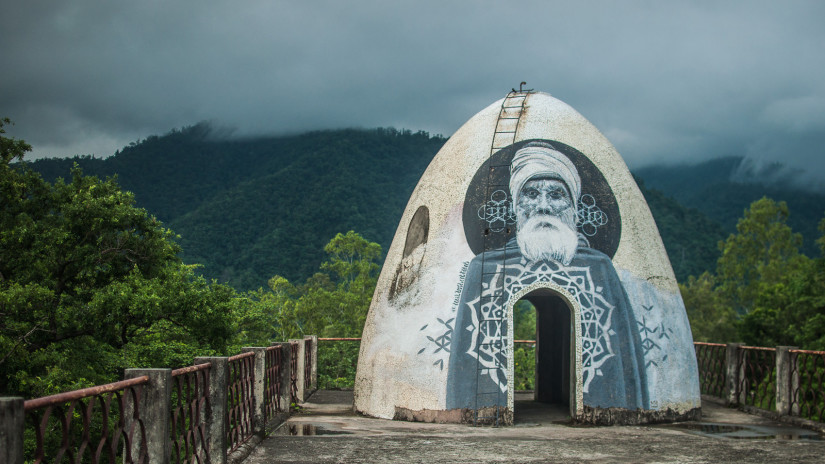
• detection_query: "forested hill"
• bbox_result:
[25,126,821,289]
[30,126,446,288]
[635,178,726,282]
[636,157,825,257]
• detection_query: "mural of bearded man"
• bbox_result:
[446,141,649,412]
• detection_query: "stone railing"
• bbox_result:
[694,342,825,424]
[0,336,317,464]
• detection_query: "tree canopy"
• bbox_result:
[1,117,382,396]
[0,120,240,396]
[248,230,381,340]
[681,197,825,349]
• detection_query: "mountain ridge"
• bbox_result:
[25,125,823,289]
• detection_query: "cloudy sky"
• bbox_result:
[2,1,824,185]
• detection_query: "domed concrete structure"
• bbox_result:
[354,90,700,425]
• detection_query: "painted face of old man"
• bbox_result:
[515,177,578,265]
[509,143,582,266]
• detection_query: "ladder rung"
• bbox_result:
[480,273,504,279]
[481,268,505,274]
[479,289,505,295]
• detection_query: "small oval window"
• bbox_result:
[403,206,429,257]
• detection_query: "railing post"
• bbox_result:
[308,335,318,391]
[194,356,228,464]
[242,347,267,434]
[725,343,742,406]
[125,369,172,464]
[775,346,796,415]
[0,397,24,464]
[289,338,306,403]
[272,343,293,412]
[790,351,801,416]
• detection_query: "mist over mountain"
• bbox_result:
[636,157,825,256]
[25,125,823,289]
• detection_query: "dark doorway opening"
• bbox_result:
[531,291,571,405]
[513,289,572,424]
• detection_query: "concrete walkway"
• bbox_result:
[244,391,825,463]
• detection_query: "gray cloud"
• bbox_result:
[2,1,824,186]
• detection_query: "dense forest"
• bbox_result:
[4,120,825,400]
[1,118,379,396]
[29,125,446,289]
[27,123,825,290]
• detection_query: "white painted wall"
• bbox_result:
[354,92,700,419]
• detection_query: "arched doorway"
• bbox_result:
[507,284,583,421]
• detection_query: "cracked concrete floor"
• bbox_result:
[243,391,825,463]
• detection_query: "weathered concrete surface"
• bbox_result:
[355,91,700,422]
[243,391,825,463]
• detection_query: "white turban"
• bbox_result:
[509,143,581,208]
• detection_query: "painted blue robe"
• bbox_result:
[446,238,649,411]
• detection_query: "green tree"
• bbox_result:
[716,197,809,315]
[0,118,30,164]
[679,272,738,343]
[251,231,381,389]
[680,196,825,348]
[512,300,536,390]
[793,218,825,349]
[251,230,381,339]
[0,121,238,396]
[513,300,537,340]
[314,230,381,336]
[738,216,825,349]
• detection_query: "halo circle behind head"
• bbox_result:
[461,139,621,258]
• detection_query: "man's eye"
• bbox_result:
[524,189,539,199]
[548,188,568,200]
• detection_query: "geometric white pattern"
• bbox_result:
[465,257,615,393]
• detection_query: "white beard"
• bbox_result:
[516,213,579,266]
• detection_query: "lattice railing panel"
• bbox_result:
[170,363,211,464]
[264,345,283,421]
[790,349,825,422]
[23,377,149,464]
[737,346,776,411]
[226,351,255,452]
[694,342,726,398]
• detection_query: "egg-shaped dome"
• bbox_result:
[354,91,700,425]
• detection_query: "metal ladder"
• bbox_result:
[473,86,531,426]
